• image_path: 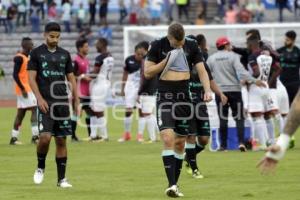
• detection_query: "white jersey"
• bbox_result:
[256,54,273,82]
[96,56,114,82]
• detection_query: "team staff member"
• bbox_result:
[9,37,39,145]
[144,22,212,198]
[207,37,265,152]
[277,30,300,105]
[28,22,79,188]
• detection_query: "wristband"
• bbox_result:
[265,134,290,161]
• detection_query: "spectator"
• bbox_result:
[238,5,252,23]
[16,0,27,27]
[201,0,207,18]
[99,0,108,25]
[138,0,148,25]
[61,0,71,33]
[215,0,225,22]
[98,21,112,45]
[247,0,265,23]
[176,0,189,22]
[294,0,300,19]
[89,0,96,26]
[35,0,45,20]
[29,5,40,32]
[0,3,8,33]
[76,3,86,31]
[129,0,138,25]
[150,0,163,25]
[164,0,174,23]
[276,0,292,22]
[47,1,56,21]
[7,4,17,33]
[79,24,94,45]
[195,3,205,25]
[118,0,127,24]
[224,5,237,24]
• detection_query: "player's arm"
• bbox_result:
[27,50,48,113]
[13,56,27,98]
[66,54,80,116]
[268,61,282,88]
[232,46,248,57]
[120,69,128,96]
[73,60,91,82]
[144,40,167,79]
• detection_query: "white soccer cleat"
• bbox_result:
[57,178,72,188]
[33,168,44,184]
[192,169,204,179]
[165,185,179,198]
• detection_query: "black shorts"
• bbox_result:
[189,102,210,136]
[80,98,91,110]
[37,103,72,137]
[156,80,192,136]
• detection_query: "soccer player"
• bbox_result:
[138,41,159,143]
[9,37,39,145]
[257,90,300,174]
[28,22,79,188]
[247,35,281,150]
[72,38,92,141]
[89,38,114,142]
[277,31,300,105]
[118,42,149,142]
[184,34,227,178]
[144,22,212,197]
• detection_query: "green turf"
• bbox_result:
[0,107,300,200]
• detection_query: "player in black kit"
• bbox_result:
[28,22,79,188]
[144,23,212,198]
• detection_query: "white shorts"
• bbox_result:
[90,79,110,112]
[248,84,278,113]
[124,81,139,108]
[139,95,156,114]
[17,91,37,109]
[274,81,289,114]
[241,85,249,110]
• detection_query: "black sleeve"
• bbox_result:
[232,46,249,57]
[73,60,80,76]
[123,57,130,72]
[94,55,103,68]
[146,40,160,63]
[248,54,257,67]
[27,49,39,71]
[13,56,25,90]
[65,53,74,74]
[191,41,203,65]
[204,61,213,80]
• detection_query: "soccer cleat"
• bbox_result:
[176,185,184,197]
[239,144,247,152]
[289,136,295,149]
[165,185,179,198]
[136,134,144,142]
[185,162,192,175]
[9,137,22,145]
[217,147,228,152]
[89,136,102,142]
[31,136,39,144]
[33,168,44,184]
[118,132,131,142]
[192,169,204,179]
[71,136,80,142]
[57,178,72,188]
[99,138,109,142]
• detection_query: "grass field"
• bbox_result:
[0,107,300,200]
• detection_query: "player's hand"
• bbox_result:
[21,90,28,98]
[37,97,49,113]
[220,93,228,105]
[256,145,281,175]
[203,91,213,102]
[255,80,267,88]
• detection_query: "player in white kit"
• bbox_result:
[89,38,114,141]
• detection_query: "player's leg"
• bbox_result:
[142,95,159,142]
[30,107,39,144]
[283,90,300,135]
[94,111,109,141]
[185,134,196,175]
[137,109,146,142]
[216,94,229,151]
[10,108,26,145]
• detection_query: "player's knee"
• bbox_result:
[55,137,66,148]
[186,135,196,144]
[39,134,51,145]
[175,137,186,151]
[161,129,175,148]
[198,136,209,146]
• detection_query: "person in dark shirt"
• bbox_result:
[28,22,79,188]
[117,42,148,142]
[277,30,300,105]
[144,22,212,197]
[9,37,39,145]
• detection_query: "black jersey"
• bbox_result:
[146,36,203,77]
[124,55,142,74]
[27,44,73,103]
[277,46,300,86]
